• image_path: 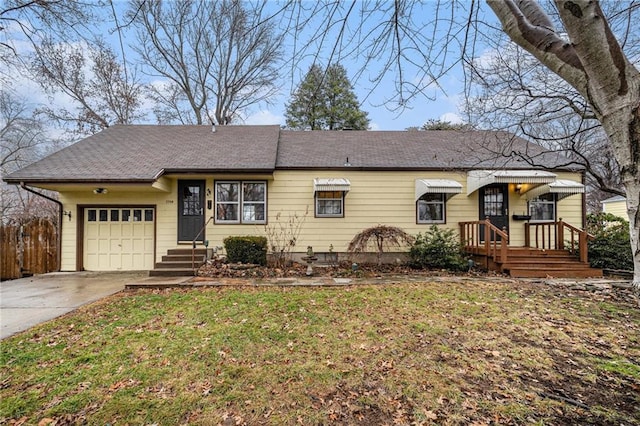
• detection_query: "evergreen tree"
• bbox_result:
[285,64,369,130]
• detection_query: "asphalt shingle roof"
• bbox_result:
[276,129,570,170]
[4,125,281,182]
[4,126,577,183]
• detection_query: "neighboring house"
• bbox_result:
[4,125,597,277]
[602,195,629,221]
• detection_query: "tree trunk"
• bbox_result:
[488,0,640,297]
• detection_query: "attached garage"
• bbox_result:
[83,207,155,271]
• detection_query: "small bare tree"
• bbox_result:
[263,207,308,268]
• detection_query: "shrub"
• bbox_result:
[348,225,415,265]
[408,225,467,271]
[223,236,268,266]
[586,213,632,271]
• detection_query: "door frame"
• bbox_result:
[479,183,509,241]
[177,179,206,243]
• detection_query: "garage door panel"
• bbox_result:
[84,207,154,271]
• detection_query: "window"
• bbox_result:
[315,191,344,217]
[417,193,445,223]
[85,208,154,223]
[215,181,266,224]
[529,193,556,221]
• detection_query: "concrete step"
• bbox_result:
[162,254,205,262]
[155,261,203,269]
[149,268,197,277]
[167,248,207,256]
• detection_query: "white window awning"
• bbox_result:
[415,179,462,201]
[314,178,351,192]
[466,170,557,195]
[523,179,585,200]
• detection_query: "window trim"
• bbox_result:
[528,193,556,222]
[214,180,267,224]
[314,190,346,218]
[416,193,446,224]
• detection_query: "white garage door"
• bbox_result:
[84,207,155,271]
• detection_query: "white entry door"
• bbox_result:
[84,207,154,271]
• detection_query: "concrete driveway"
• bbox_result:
[1,271,146,339]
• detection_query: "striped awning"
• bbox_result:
[415,179,462,201]
[467,170,557,195]
[523,179,585,200]
[313,178,351,192]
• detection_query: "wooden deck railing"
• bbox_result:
[524,219,592,263]
[459,218,509,263]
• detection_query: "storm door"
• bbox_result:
[479,184,509,241]
[178,180,205,242]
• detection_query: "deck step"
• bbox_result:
[470,246,604,278]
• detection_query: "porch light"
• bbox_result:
[93,188,108,194]
[516,184,522,193]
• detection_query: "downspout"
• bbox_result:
[19,182,62,272]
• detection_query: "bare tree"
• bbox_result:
[131,0,283,125]
[464,34,626,209]
[32,38,143,135]
[0,0,97,72]
[0,90,45,175]
[0,89,57,223]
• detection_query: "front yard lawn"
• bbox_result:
[1,279,638,425]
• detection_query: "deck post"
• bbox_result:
[579,232,588,264]
[484,217,490,254]
[524,222,530,248]
[557,218,565,250]
[501,226,508,263]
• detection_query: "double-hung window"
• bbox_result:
[417,193,445,223]
[215,181,266,224]
[315,191,345,217]
[528,193,555,221]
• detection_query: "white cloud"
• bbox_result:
[368,121,380,130]
[439,112,463,124]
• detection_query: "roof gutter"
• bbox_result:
[19,182,62,272]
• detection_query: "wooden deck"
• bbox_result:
[460,219,603,278]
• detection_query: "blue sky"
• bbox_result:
[4,1,474,133]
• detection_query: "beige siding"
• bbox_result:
[55,170,585,270]
[58,185,177,271]
[603,200,629,221]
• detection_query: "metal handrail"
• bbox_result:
[192,216,214,275]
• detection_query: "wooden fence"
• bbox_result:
[1,218,59,280]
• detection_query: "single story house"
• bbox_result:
[602,195,629,221]
[4,125,599,277]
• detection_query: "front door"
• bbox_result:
[178,180,205,242]
[479,184,509,240]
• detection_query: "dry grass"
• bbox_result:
[1,279,638,425]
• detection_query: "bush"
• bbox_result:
[348,225,415,265]
[586,213,632,271]
[223,236,268,266]
[408,225,467,271]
